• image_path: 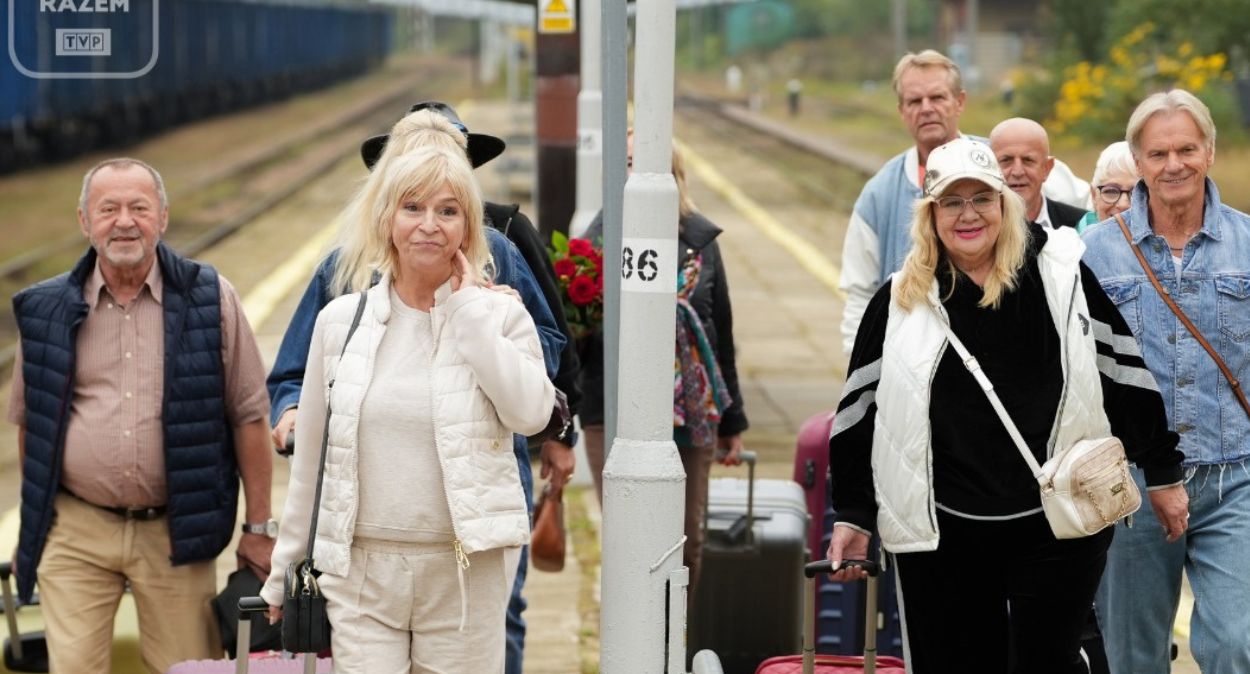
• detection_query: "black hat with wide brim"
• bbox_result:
[360,100,507,170]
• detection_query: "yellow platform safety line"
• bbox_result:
[673,136,846,301]
[240,223,339,327]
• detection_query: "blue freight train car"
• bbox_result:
[0,0,393,171]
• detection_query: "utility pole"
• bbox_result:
[535,0,580,238]
[600,0,689,671]
[892,0,906,58]
[570,0,602,237]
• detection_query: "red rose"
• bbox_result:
[553,258,577,279]
[569,238,594,257]
[568,275,598,306]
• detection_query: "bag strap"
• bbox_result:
[930,305,1047,483]
[1114,214,1250,419]
[305,291,369,561]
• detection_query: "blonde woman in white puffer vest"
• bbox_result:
[261,145,554,674]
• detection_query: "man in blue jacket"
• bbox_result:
[1083,89,1250,674]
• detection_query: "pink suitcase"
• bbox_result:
[755,560,906,674]
[166,597,331,674]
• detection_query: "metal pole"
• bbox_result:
[602,0,627,454]
[891,0,906,58]
[570,0,603,237]
[967,0,979,91]
[601,0,686,671]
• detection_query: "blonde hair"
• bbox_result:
[1126,89,1216,156]
[892,49,963,101]
[893,183,1030,311]
[627,128,697,218]
[330,146,490,295]
[330,111,491,295]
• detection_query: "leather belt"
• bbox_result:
[61,488,167,522]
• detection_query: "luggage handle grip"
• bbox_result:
[804,558,879,578]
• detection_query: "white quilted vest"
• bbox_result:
[873,227,1111,552]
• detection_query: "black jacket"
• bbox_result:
[485,203,582,427]
[1045,198,1088,230]
[580,211,748,439]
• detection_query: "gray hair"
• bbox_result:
[892,49,963,101]
[1091,141,1138,185]
[1126,89,1216,157]
[78,157,169,215]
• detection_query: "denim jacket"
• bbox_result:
[266,227,564,426]
[1082,179,1250,466]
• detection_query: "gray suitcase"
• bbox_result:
[689,451,811,674]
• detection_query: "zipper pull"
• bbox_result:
[453,540,471,569]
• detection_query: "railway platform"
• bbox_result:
[0,85,1200,673]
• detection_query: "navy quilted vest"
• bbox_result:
[11,243,236,602]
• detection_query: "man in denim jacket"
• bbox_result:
[1082,89,1250,673]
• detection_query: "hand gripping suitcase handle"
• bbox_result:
[235,596,316,674]
[800,559,881,674]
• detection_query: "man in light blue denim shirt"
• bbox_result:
[1082,89,1250,674]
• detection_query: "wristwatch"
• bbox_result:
[241,518,279,538]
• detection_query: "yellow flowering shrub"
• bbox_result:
[1046,22,1230,141]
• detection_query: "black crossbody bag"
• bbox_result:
[282,291,367,653]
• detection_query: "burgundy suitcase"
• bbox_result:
[755,560,906,674]
[793,410,835,563]
[166,597,331,674]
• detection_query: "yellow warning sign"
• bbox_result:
[539,0,575,34]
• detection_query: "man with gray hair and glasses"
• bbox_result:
[1082,89,1250,673]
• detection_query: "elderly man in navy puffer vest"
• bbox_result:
[8,157,275,674]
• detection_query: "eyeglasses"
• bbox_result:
[1096,185,1133,205]
[935,192,1000,216]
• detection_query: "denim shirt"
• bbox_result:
[1082,179,1250,466]
[266,227,564,427]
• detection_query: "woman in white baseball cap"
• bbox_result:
[825,138,1186,672]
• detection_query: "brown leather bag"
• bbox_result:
[530,483,566,572]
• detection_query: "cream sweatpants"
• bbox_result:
[319,538,520,674]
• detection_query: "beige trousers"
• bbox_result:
[319,538,520,674]
[583,424,714,590]
[37,492,219,674]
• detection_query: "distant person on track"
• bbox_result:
[580,133,748,593]
[1082,90,1250,674]
[1077,141,1138,233]
[990,117,1088,230]
[264,102,573,674]
[827,137,1186,673]
[839,50,1090,354]
[8,157,276,674]
[261,145,554,673]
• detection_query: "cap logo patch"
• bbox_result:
[969,148,992,169]
[924,169,940,194]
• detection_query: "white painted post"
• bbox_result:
[569,0,602,238]
[600,0,686,671]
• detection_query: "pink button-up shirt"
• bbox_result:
[8,260,269,508]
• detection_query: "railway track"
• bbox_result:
[0,70,459,372]
[676,95,874,217]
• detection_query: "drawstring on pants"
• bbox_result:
[454,540,471,632]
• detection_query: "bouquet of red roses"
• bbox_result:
[548,231,604,340]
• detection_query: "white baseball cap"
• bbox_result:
[923,137,1005,197]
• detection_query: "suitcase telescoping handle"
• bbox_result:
[802,560,881,674]
[718,449,757,544]
[0,562,22,662]
[236,597,317,674]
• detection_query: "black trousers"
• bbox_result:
[893,509,1113,674]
